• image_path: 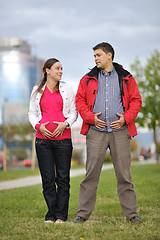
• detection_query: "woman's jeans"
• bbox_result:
[35,138,72,221]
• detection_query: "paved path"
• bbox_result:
[0,159,155,191]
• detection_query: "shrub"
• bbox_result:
[104,153,112,163]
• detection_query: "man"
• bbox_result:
[74,42,142,223]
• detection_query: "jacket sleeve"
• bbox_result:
[65,84,78,127]
[28,86,41,130]
[124,77,142,124]
[76,78,95,125]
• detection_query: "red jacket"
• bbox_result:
[76,63,142,137]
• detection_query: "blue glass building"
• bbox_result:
[0,38,43,125]
[0,38,43,149]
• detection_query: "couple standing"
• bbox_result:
[28,42,142,224]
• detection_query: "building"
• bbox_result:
[0,38,43,125]
[0,38,43,150]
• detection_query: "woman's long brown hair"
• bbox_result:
[34,58,60,96]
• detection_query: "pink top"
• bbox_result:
[36,86,71,140]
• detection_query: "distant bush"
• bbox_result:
[104,153,112,163]
[157,142,160,154]
[9,147,27,161]
[72,149,83,164]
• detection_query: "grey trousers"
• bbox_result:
[76,128,138,220]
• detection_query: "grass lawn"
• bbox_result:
[0,164,159,240]
[0,164,85,182]
[0,168,40,182]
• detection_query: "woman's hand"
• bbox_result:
[52,121,67,137]
[39,121,53,138]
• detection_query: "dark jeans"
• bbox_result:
[35,138,72,221]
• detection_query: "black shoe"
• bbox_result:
[74,216,86,223]
[127,216,142,223]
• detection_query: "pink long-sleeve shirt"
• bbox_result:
[36,86,71,140]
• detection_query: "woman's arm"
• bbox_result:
[28,86,41,130]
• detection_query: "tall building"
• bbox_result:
[0,38,43,125]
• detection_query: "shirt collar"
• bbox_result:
[100,67,115,76]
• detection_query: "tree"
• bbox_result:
[0,124,19,171]
[0,123,35,171]
[130,139,139,161]
[130,49,160,164]
[72,149,83,164]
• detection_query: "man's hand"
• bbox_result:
[110,113,125,129]
[52,121,67,138]
[39,121,53,138]
[94,112,107,129]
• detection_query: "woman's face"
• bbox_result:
[46,62,63,82]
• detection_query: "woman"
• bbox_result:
[28,58,78,223]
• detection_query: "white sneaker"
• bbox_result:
[44,220,54,223]
[55,219,65,224]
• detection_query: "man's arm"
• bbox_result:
[110,77,142,129]
[76,77,107,128]
[123,77,142,124]
[76,78,95,125]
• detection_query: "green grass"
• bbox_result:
[0,164,160,240]
[0,168,40,181]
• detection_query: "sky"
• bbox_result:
[0,0,160,90]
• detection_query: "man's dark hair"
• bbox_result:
[93,42,115,60]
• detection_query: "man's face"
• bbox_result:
[94,48,112,70]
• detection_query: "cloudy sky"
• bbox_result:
[0,0,160,90]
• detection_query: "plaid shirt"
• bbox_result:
[91,67,125,132]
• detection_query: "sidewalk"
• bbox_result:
[0,159,155,191]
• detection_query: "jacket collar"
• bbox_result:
[88,66,100,79]
[87,62,130,79]
[41,80,65,91]
[113,62,130,78]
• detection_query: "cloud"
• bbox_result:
[29,23,117,42]
[15,8,49,18]
[0,0,160,82]
[119,25,160,38]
